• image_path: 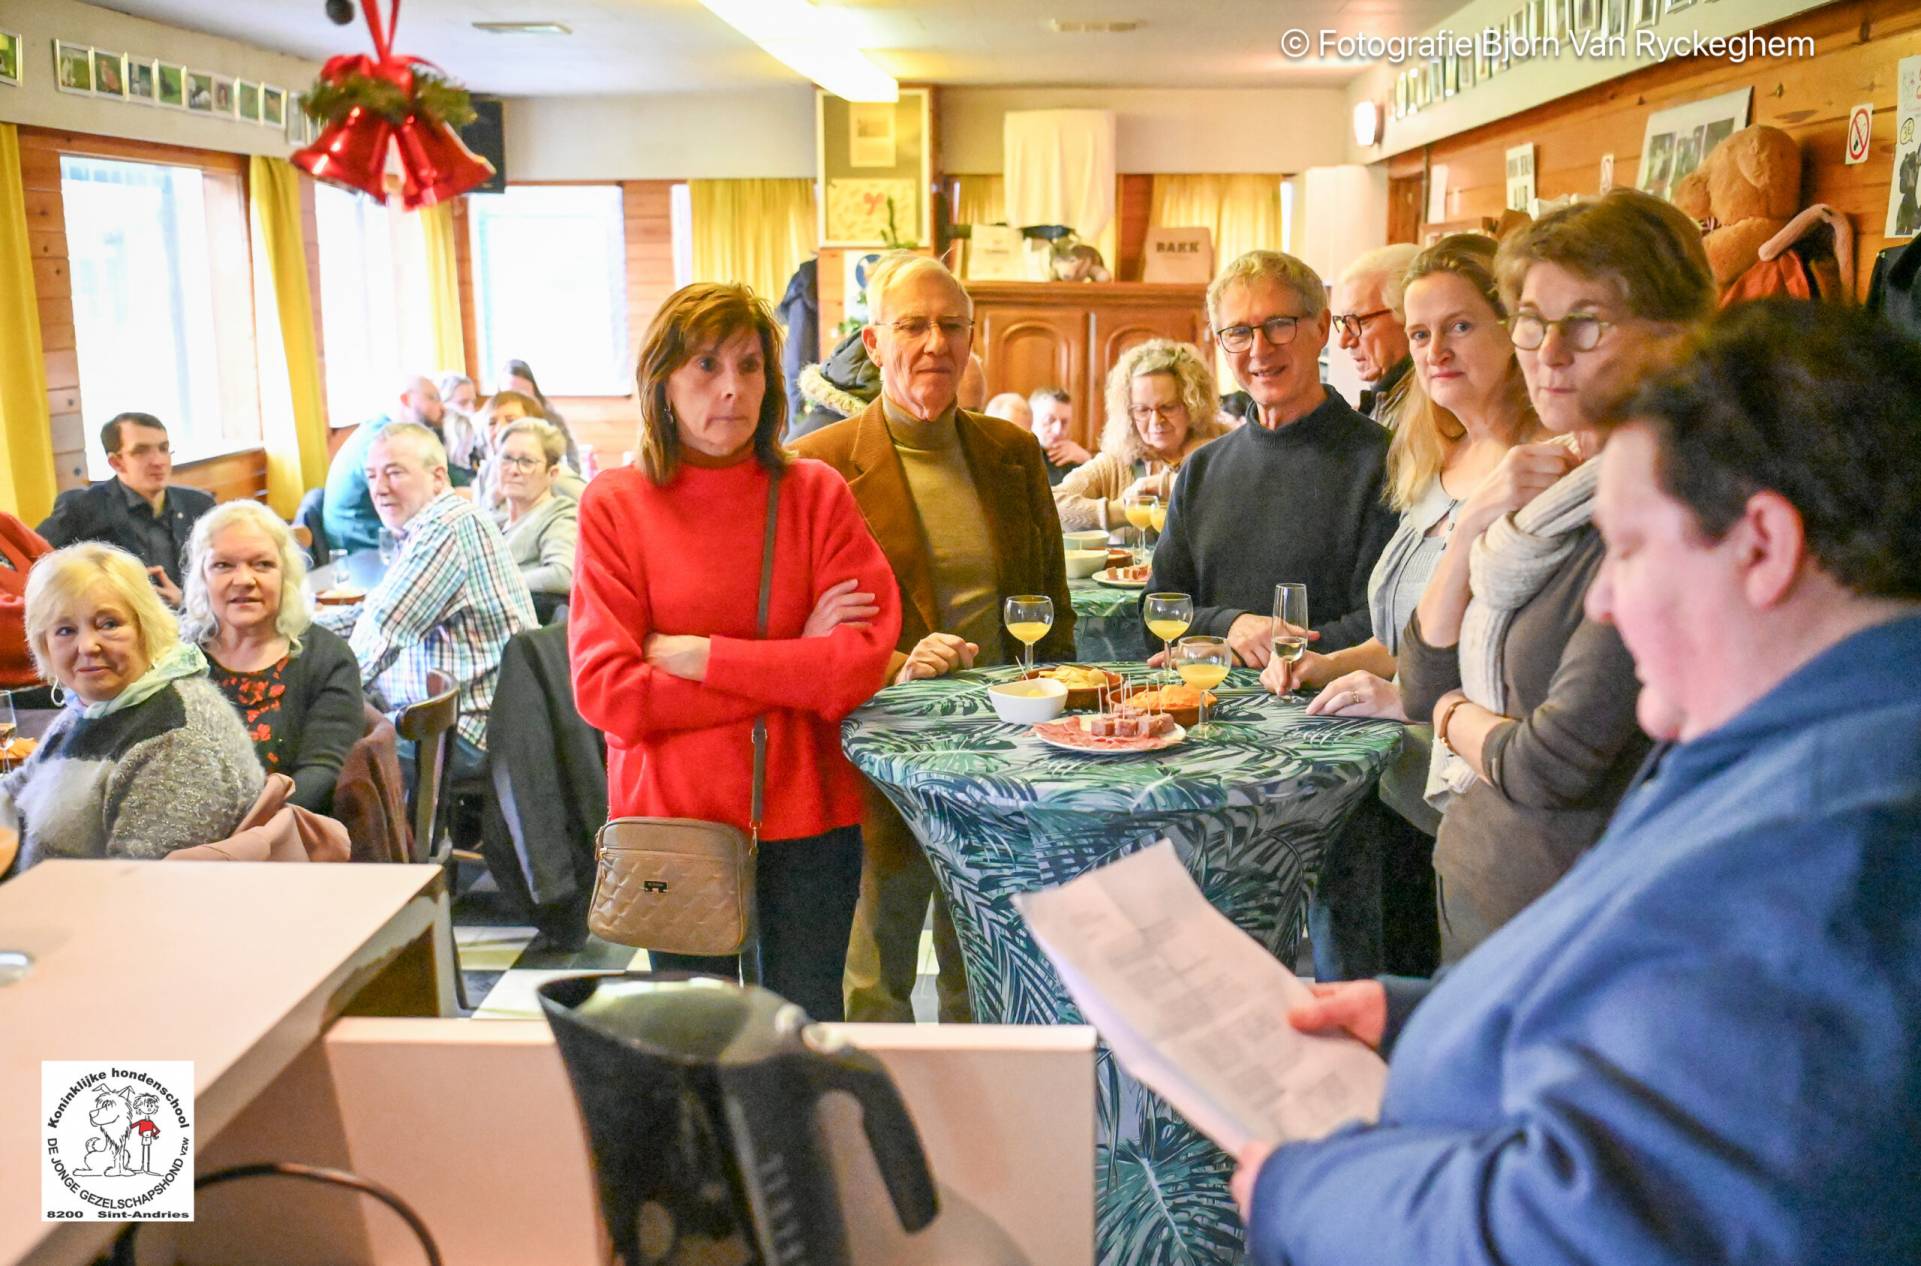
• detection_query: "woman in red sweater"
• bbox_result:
[570,282,902,1021]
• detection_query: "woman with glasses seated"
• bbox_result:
[1053,340,1229,532]
[1395,189,1717,960]
[493,418,579,616]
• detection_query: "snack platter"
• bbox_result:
[1032,714,1185,755]
[1093,565,1150,589]
[314,585,367,606]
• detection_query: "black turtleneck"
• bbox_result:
[1145,389,1397,651]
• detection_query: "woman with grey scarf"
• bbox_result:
[1395,190,1716,961]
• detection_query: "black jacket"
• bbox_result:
[37,479,214,585]
[205,624,364,815]
[481,621,607,915]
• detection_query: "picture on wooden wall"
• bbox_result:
[91,49,125,97]
[1641,132,1675,194]
[1505,143,1537,213]
[262,85,286,128]
[0,32,21,86]
[1636,86,1750,201]
[157,63,184,108]
[211,74,234,115]
[1888,54,1921,239]
[126,58,156,103]
[817,87,931,246]
[186,69,214,112]
[236,79,260,122]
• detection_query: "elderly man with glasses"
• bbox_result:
[1332,244,1419,426]
[793,251,1075,1025]
[1148,251,1399,666]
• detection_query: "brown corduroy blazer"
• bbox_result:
[791,398,1077,669]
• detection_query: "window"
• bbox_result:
[468,185,629,395]
[313,183,409,428]
[670,183,693,290]
[60,155,260,474]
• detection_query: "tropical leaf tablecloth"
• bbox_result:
[842,666,1404,1266]
[1068,575,1149,662]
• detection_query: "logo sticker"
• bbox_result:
[43,1062,194,1221]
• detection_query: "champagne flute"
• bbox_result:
[1003,595,1054,678]
[1142,592,1193,681]
[1149,499,1168,539]
[1173,636,1232,737]
[1122,493,1158,566]
[1272,583,1310,685]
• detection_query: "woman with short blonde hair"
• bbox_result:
[2,542,262,871]
[495,417,580,607]
[1054,340,1226,531]
[182,501,362,813]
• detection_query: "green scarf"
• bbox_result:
[70,642,209,720]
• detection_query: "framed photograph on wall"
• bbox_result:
[211,74,235,115]
[186,69,214,112]
[1444,52,1460,97]
[0,31,22,86]
[126,58,156,103]
[156,62,184,107]
[236,79,260,122]
[817,87,933,247]
[55,41,92,94]
[287,93,311,144]
[1636,85,1750,200]
[91,48,126,97]
[262,84,286,128]
[1631,0,1659,29]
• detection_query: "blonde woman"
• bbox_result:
[182,501,362,814]
[1053,340,1227,531]
[475,391,586,513]
[494,417,580,606]
[0,543,262,872]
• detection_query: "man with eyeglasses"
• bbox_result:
[1148,251,1398,665]
[38,412,213,606]
[794,250,1075,1024]
[1332,244,1418,426]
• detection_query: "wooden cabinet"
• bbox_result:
[968,281,1210,450]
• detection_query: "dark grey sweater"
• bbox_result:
[1146,390,1398,651]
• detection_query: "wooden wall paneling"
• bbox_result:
[451,196,480,380]
[20,130,87,490]
[1417,0,1921,298]
[978,307,1089,434]
[1115,174,1154,281]
[173,449,268,503]
[622,179,676,364]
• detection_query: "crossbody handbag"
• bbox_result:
[586,469,780,973]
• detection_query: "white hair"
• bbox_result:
[372,421,449,475]
[179,500,314,653]
[1338,243,1421,312]
[1206,250,1328,326]
[864,251,972,324]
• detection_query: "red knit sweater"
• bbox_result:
[569,455,901,839]
[1,514,51,690]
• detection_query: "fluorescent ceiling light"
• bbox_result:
[698,0,898,102]
[471,21,573,35]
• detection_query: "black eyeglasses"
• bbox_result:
[1213,315,1303,353]
[498,455,549,472]
[1332,308,1393,339]
[887,317,975,341]
[1508,312,1615,352]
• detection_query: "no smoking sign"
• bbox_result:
[1846,103,1873,165]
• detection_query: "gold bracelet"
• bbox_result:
[1437,696,1473,755]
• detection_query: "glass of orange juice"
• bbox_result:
[1122,493,1158,565]
[1143,592,1193,679]
[1172,636,1231,736]
[1003,595,1054,677]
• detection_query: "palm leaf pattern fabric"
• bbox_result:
[843,665,1403,1265]
[1069,576,1151,662]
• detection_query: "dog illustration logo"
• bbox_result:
[42,1062,195,1221]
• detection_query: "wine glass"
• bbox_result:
[1122,493,1158,566]
[1003,595,1054,678]
[0,690,16,774]
[1172,636,1232,737]
[1272,583,1310,685]
[1149,499,1168,540]
[1142,592,1193,680]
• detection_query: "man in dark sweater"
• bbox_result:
[38,413,213,606]
[1149,251,1398,663]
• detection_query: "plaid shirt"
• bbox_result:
[317,493,535,750]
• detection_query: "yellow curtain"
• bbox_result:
[953,174,1006,225]
[688,178,817,307]
[1150,174,1287,276]
[246,156,331,518]
[418,201,466,376]
[0,125,56,524]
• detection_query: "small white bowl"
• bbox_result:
[988,677,1068,724]
[1064,548,1106,579]
[1064,529,1109,551]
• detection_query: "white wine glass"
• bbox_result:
[1142,592,1193,681]
[1173,636,1232,737]
[1003,595,1054,678]
[1272,583,1310,685]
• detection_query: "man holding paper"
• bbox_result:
[1233,303,1921,1264]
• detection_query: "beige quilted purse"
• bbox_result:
[586,471,779,969]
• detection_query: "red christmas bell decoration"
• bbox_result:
[292,105,393,200]
[292,0,493,209]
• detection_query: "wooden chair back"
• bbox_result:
[395,669,459,864]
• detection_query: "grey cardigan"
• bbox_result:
[1397,527,1650,946]
[499,493,579,596]
[0,676,265,872]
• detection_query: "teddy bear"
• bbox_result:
[1667,124,1801,290]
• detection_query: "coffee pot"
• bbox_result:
[538,973,940,1266]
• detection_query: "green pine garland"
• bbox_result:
[304,65,476,128]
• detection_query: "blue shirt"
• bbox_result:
[321,416,393,554]
[1250,612,1921,1266]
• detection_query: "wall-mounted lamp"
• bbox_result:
[1352,100,1383,147]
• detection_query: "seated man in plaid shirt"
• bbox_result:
[317,422,536,785]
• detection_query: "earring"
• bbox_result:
[48,682,68,707]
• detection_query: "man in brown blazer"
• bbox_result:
[793,252,1075,1022]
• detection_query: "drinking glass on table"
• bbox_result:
[1272,583,1310,682]
[0,690,16,773]
[1122,493,1158,565]
[1172,636,1232,737]
[1143,592,1193,679]
[1003,595,1054,677]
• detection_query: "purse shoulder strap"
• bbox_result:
[749,468,781,844]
